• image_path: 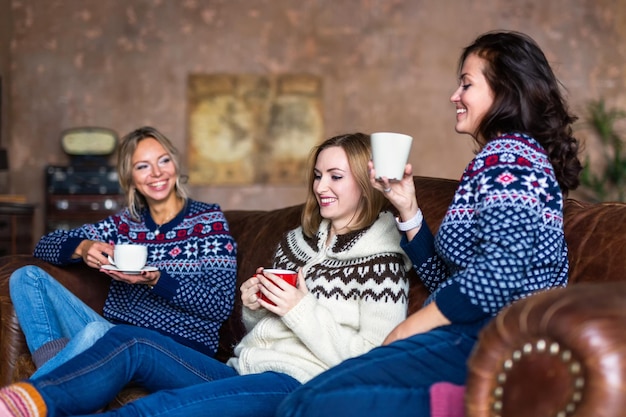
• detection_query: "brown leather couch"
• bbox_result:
[1,176,626,416]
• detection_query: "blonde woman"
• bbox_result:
[9,126,237,378]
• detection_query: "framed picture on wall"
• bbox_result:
[187,73,324,186]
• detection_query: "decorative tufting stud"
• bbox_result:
[492,340,586,417]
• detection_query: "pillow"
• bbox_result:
[429,382,465,417]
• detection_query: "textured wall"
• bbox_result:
[4,0,626,237]
[0,0,10,147]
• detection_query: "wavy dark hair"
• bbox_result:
[460,30,582,193]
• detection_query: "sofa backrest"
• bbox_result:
[563,199,626,284]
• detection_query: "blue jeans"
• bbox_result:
[31,325,301,417]
[276,328,477,417]
[9,265,115,377]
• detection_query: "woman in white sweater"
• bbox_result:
[0,132,411,417]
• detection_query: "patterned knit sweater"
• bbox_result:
[227,211,412,383]
[33,199,237,356]
[401,133,568,337]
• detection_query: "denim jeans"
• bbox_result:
[9,265,115,376]
[276,328,477,417]
[32,325,301,417]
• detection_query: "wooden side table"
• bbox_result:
[0,200,35,256]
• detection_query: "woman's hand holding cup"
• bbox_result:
[73,240,114,269]
[247,268,307,315]
[369,160,420,220]
[241,268,263,311]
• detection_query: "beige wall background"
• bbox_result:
[1,0,626,238]
[0,0,10,147]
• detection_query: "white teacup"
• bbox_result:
[113,244,147,271]
[371,132,413,180]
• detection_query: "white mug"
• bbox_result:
[113,244,147,271]
[371,132,413,180]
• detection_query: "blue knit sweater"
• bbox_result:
[401,133,568,336]
[33,199,238,356]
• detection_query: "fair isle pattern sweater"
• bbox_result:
[33,199,237,356]
[228,211,412,383]
[401,133,569,336]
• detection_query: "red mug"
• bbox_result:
[257,268,298,305]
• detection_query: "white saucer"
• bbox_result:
[101,265,158,275]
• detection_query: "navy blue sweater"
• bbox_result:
[33,199,237,356]
[401,133,568,337]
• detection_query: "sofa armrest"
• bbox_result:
[466,281,626,417]
[0,255,110,385]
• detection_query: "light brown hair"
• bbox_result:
[301,132,386,237]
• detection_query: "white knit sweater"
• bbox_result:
[227,211,412,383]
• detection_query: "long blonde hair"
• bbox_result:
[301,132,385,237]
[117,126,188,221]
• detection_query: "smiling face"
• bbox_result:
[450,53,495,140]
[131,137,178,206]
[313,145,363,235]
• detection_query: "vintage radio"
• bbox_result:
[45,127,124,231]
[46,126,122,195]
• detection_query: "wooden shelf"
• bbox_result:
[0,195,27,204]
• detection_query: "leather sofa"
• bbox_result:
[1,176,626,416]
